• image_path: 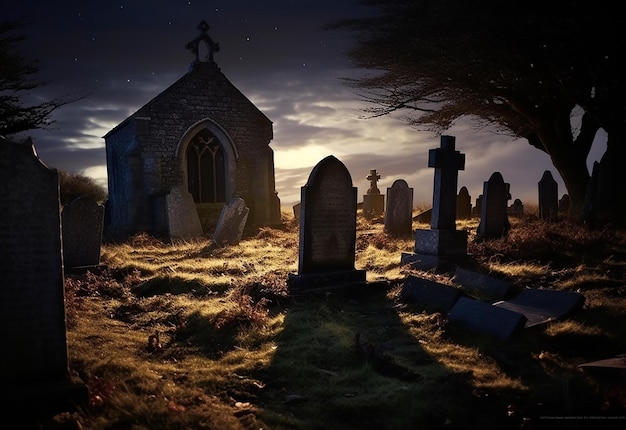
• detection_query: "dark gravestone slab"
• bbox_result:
[62,195,105,270]
[401,275,462,311]
[213,197,249,246]
[456,186,472,219]
[493,288,585,327]
[167,184,204,239]
[538,170,559,221]
[0,139,87,415]
[477,172,511,239]
[448,297,527,341]
[288,155,366,290]
[384,179,413,236]
[508,198,524,217]
[472,195,483,216]
[452,267,514,300]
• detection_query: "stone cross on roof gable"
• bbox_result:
[186,20,220,64]
[428,135,465,230]
[366,169,381,194]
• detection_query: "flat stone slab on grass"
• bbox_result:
[452,267,514,300]
[400,275,463,311]
[492,288,585,327]
[448,296,527,341]
[579,355,626,370]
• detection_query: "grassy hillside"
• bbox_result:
[43,208,626,429]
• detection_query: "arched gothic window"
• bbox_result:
[186,128,226,203]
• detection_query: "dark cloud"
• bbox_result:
[6,1,604,211]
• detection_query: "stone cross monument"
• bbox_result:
[362,169,384,219]
[401,135,468,271]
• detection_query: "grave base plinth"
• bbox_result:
[287,269,367,292]
[414,228,468,256]
[362,194,384,219]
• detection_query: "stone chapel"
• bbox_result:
[103,21,281,240]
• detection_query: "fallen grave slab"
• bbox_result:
[400,275,463,311]
[578,354,626,370]
[452,267,513,300]
[492,288,585,327]
[448,296,527,341]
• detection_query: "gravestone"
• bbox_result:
[448,296,527,341]
[293,202,301,220]
[401,275,463,311]
[62,195,105,271]
[508,198,524,217]
[452,267,514,300]
[0,139,88,415]
[558,194,571,213]
[472,195,483,216]
[476,172,511,240]
[384,179,414,236]
[403,136,467,271]
[288,155,366,290]
[538,170,559,220]
[362,169,385,219]
[456,186,472,219]
[213,197,249,246]
[493,288,585,327]
[166,184,204,239]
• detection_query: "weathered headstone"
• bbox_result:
[401,275,463,311]
[472,195,483,216]
[508,198,524,217]
[456,186,472,219]
[0,139,88,415]
[362,169,385,219]
[293,202,301,220]
[384,179,414,236]
[558,194,571,213]
[288,155,366,290]
[403,136,467,271]
[213,197,249,246]
[493,288,585,327]
[166,184,204,239]
[62,195,105,270]
[452,267,514,300]
[538,170,559,221]
[476,172,511,240]
[448,296,527,341]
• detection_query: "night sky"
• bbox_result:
[6,1,606,208]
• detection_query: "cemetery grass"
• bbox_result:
[53,207,626,430]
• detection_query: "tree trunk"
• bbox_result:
[534,111,593,221]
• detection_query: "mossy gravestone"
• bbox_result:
[0,139,87,416]
[288,155,366,290]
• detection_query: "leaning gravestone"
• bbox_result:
[213,197,249,246]
[62,195,105,271]
[288,155,366,290]
[384,179,413,236]
[476,172,511,239]
[166,184,204,239]
[538,170,559,221]
[0,139,87,416]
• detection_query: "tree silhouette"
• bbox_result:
[0,20,73,137]
[333,0,625,223]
